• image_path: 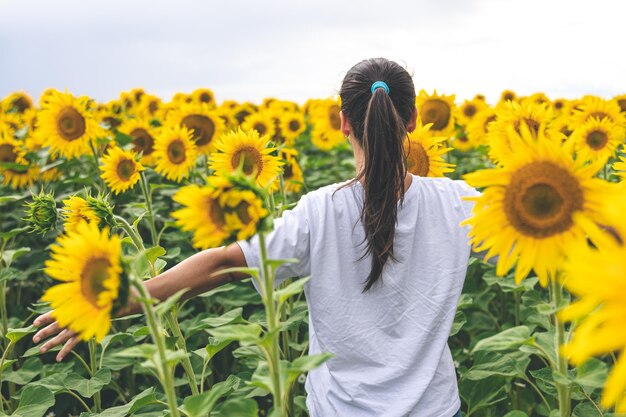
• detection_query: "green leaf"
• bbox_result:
[212,266,259,280]
[472,326,532,353]
[64,368,111,398]
[144,245,166,263]
[459,377,508,415]
[0,359,15,373]
[463,351,530,380]
[274,277,309,304]
[3,357,42,385]
[91,388,158,417]
[214,397,259,417]
[206,323,262,346]
[0,195,25,205]
[27,372,70,393]
[115,344,157,360]
[204,337,233,360]
[2,247,30,267]
[155,288,189,316]
[182,375,240,417]
[574,357,608,393]
[450,310,466,336]
[201,308,245,328]
[503,412,529,417]
[572,402,603,417]
[11,385,55,417]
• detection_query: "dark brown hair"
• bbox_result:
[339,58,416,292]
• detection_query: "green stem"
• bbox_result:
[0,341,14,414]
[514,291,521,327]
[0,282,8,349]
[88,338,102,412]
[550,276,571,417]
[62,389,91,413]
[114,215,157,277]
[131,279,180,417]
[70,351,92,375]
[165,311,199,396]
[139,173,158,246]
[200,359,210,393]
[258,232,285,416]
[523,376,552,413]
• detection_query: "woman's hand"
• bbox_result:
[32,311,81,362]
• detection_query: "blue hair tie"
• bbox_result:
[371,81,390,94]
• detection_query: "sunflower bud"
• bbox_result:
[85,192,116,230]
[24,191,58,235]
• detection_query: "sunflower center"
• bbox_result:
[284,163,293,179]
[231,146,263,176]
[80,257,111,308]
[484,115,496,132]
[56,106,86,141]
[554,101,564,110]
[618,99,626,113]
[235,202,251,224]
[13,96,32,113]
[116,159,136,181]
[463,104,477,118]
[199,93,212,103]
[209,199,225,228]
[289,120,301,132]
[586,130,608,150]
[328,105,341,130]
[148,100,159,114]
[131,128,155,155]
[457,132,468,142]
[182,115,215,147]
[503,93,515,102]
[235,110,252,124]
[504,161,584,238]
[0,144,18,163]
[406,143,429,177]
[253,122,267,136]
[167,139,187,164]
[421,99,450,131]
[589,111,609,122]
[514,118,540,137]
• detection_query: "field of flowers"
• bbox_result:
[0,87,625,417]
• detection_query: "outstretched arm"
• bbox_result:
[32,242,248,361]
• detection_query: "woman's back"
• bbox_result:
[239,174,479,416]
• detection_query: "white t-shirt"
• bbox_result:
[237,174,480,417]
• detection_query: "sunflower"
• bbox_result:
[461,122,614,286]
[279,111,306,146]
[171,176,268,249]
[466,107,497,147]
[522,92,550,106]
[241,111,277,139]
[558,205,626,412]
[0,134,38,189]
[118,118,158,165]
[37,90,101,159]
[309,98,345,151]
[280,148,304,193]
[499,90,517,104]
[569,116,625,171]
[1,92,33,114]
[136,94,163,119]
[167,103,225,153]
[456,98,487,127]
[62,196,100,233]
[209,128,283,188]
[570,95,626,128]
[614,94,626,114]
[42,222,121,342]
[99,147,144,195]
[415,90,456,137]
[232,103,258,126]
[486,100,557,166]
[153,124,198,182]
[404,121,454,177]
[191,88,216,108]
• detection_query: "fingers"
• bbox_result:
[32,321,61,344]
[57,334,80,362]
[33,311,55,328]
[39,328,74,356]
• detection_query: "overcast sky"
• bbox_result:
[0,0,624,105]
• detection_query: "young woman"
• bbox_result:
[33,58,478,417]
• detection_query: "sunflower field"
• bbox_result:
[1,87,626,417]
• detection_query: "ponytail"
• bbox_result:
[339,58,416,292]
